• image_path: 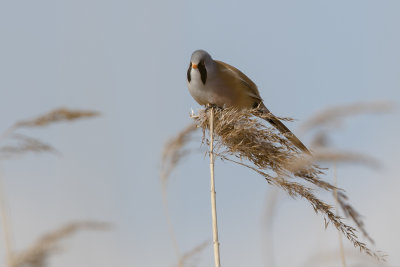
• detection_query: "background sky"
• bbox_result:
[1,0,399,266]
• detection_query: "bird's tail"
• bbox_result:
[258,103,311,155]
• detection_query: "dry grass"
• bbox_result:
[12,221,110,267]
[189,107,383,260]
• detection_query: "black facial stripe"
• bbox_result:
[187,62,192,82]
[198,60,207,85]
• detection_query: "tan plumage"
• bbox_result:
[188,50,310,154]
[214,60,262,107]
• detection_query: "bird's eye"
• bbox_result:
[198,60,205,68]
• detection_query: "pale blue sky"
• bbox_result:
[1,0,399,266]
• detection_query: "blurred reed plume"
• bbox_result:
[0,108,100,159]
[0,108,101,267]
[160,123,198,265]
[0,134,56,160]
[310,149,380,168]
[161,107,384,260]
[15,108,100,128]
[300,248,390,267]
[175,240,209,267]
[301,101,395,246]
[12,221,110,267]
[161,123,198,187]
[300,101,394,133]
[301,101,395,171]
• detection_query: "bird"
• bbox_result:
[187,49,310,154]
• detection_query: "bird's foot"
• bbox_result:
[205,104,223,112]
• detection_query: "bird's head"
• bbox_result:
[187,49,214,84]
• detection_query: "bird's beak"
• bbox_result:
[192,63,198,69]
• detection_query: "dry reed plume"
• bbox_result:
[191,107,382,259]
[161,107,384,261]
[192,108,330,191]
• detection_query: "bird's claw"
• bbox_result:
[205,104,222,112]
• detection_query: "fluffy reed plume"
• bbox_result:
[12,221,110,267]
[190,107,382,259]
[300,101,394,133]
[192,108,328,189]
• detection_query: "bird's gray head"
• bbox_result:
[190,49,213,65]
[187,50,214,85]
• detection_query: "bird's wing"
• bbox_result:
[215,60,263,102]
[215,61,310,154]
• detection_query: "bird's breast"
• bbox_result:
[188,69,235,107]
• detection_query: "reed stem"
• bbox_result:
[209,107,221,267]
